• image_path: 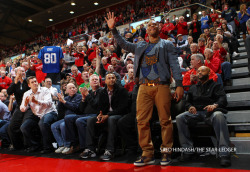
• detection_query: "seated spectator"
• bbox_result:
[0,92,9,106]
[209,21,219,36]
[183,43,199,71]
[51,83,82,154]
[79,71,91,92]
[0,70,12,90]
[176,66,231,167]
[20,76,58,153]
[212,38,232,85]
[64,74,102,157]
[111,57,123,75]
[198,38,206,54]
[71,65,84,86]
[120,56,134,77]
[176,34,188,50]
[22,62,36,78]
[0,99,11,146]
[204,48,222,74]
[44,78,58,102]
[101,57,110,70]
[82,73,128,161]
[121,64,134,86]
[106,65,121,86]
[124,69,135,92]
[183,54,218,90]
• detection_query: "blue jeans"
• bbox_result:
[51,119,70,147]
[20,118,40,147]
[0,120,10,142]
[86,115,122,152]
[64,114,97,149]
[221,62,232,80]
[216,73,223,86]
[176,111,230,156]
[39,111,58,149]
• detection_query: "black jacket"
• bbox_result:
[99,84,128,116]
[186,79,227,112]
[79,87,103,114]
[7,80,30,106]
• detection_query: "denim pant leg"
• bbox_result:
[76,114,97,149]
[39,112,57,149]
[60,121,70,147]
[20,118,39,147]
[209,111,231,156]
[176,111,205,153]
[0,121,10,142]
[51,119,64,147]
[221,62,232,80]
[216,73,224,86]
[85,116,98,151]
[64,114,81,146]
[106,115,122,152]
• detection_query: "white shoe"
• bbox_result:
[55,147,65,153]
[232,52,239,57]
[62,147,71,154]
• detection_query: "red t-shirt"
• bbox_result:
[73,73,84,86]
[124,81,135,92]
[73,52,85,67]
[0,76,12,90]
[32,64,47,83]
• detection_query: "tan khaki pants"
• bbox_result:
[136,85,173,157]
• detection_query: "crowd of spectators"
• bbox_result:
[0,0,248,167]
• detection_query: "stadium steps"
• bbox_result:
[224,78,250,93]
[225,34,250,154]
[231,67,249,79]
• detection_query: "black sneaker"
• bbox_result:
[80,149,96,159]
[100,149,114,161]
[220,155,231,167]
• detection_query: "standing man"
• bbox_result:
[105,12,184,166]
[7,67,30,150]
[245,19,250,75]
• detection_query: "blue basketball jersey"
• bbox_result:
[38,46,64,73]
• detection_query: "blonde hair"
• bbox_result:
[240,4,246,14]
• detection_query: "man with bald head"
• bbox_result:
[51,83,82,154]
[176,66,231,167]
